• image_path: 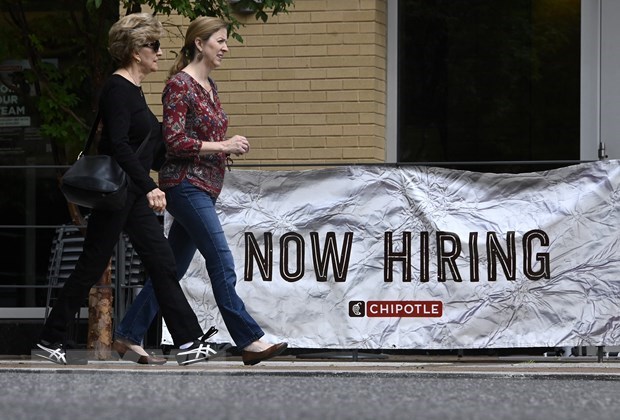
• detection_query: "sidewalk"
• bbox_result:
[2,353,620,379]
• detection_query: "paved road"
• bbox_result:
[1,357,620,420]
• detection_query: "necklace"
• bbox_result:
[124,69,143,97]
[202,80,213,99]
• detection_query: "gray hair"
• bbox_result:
[108,13,164,66]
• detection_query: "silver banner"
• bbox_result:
[162,160,620,349]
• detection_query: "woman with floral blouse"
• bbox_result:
[114,16,287,366]
[38,13,216,367]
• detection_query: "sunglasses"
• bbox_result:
[142,40,161,51]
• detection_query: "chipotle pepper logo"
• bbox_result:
[349,301,365,317]
[349,301,443,317]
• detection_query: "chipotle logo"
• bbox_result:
[349,301,443,318]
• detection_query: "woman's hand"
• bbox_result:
[146,188,166,213]
[222,135,250,156]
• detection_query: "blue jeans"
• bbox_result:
[115,179,264,349]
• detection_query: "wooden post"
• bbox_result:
[87,258,114,360]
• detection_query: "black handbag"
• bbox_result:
[60,111,150,211]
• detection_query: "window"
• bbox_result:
[397,0,581,172]
[0,1,117,309]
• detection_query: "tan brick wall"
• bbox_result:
[143,0,387,166]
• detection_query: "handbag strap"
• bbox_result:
[80,110,152,158]
[135,128,152,157]
[80,111,102,157]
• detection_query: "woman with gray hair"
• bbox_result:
[114,16,287,366]
[36,13,216,366]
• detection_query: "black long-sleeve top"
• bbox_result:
[98,74,161,195]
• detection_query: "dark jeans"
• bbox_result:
[41,188,203,346]
[115,179,264,349]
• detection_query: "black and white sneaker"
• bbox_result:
[175,326,228,366]
[35,341,67,365]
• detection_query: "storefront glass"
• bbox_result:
[398,0,581,172]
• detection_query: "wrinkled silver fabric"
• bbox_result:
[162,160,620,350]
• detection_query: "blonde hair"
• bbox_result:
[108,13,164,66]
[169,16,228,78]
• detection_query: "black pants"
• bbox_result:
[41,189,203,346]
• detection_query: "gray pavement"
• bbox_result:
[2,354,620,419]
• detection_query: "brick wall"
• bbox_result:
[143,0,387,166]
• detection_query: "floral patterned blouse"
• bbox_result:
[159,71,228,198]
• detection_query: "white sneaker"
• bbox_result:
[175,341,218,366]
[35,341,67,365]
[175,326,228,366]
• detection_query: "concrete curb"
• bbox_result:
[3,358,620,380]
